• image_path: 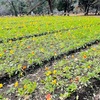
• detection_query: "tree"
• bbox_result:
[27,0,55,15]
[27,0,46,15]
[47,0,53,14]
[7,0,18,16]
[57,0,74,15]
[92,0,100,15]
[79,0,100,15]
[18,0,26,15]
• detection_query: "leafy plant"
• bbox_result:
[17,79,37,96]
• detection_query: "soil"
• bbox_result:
[66,77,100,100]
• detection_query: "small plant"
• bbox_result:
[17,79,37,97]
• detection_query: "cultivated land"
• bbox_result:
[0,16,100,100]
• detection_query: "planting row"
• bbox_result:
[0,43,100,100]
[0,25,100,77]
[0,16,100,41]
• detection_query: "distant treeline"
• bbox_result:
[0,0,100,16]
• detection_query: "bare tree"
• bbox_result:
[79,0,100,15]
[7,0,18,16]
[27,0,45,15]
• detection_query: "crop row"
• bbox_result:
[0,42,100,100]
[0,23,99,44]
[0,25,100,77]
[0,16,100,41]
[0,24,92,44]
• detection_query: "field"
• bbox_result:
[0,16,100,100]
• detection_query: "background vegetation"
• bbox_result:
[0,0,100,16]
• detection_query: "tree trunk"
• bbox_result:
[95,6,98,15]
[47,0,53,14]
[27,1,45,15]
[11,1,18,16]
[64,0,70,16]
[64,3,67,15]
[84,4,89,15]
[67,0,70,16]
